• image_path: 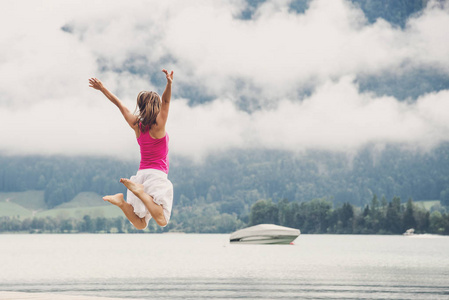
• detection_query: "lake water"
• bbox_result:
[0,234,448,299]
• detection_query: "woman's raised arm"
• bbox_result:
[89,78,138,129]
[158,69,173,127]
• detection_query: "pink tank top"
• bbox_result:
[137,126,169,173]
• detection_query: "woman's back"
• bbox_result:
[137,128,169,173]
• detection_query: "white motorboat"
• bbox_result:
[403,228,415,236]
[230,224,300,244]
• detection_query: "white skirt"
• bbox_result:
[126,168,173,228]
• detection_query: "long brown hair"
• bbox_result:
[134,91,161,132]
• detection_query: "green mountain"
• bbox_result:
[2,143,449,212]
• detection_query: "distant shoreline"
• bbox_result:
[1,231,447,237]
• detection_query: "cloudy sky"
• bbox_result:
[1,0,449,160]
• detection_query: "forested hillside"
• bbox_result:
[2,143,449,211]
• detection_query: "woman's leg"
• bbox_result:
[119,178,167,227]
[103,193,147,230]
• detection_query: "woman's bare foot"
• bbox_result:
[103,193,125,207]
[120,178,145,197]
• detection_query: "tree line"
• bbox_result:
[249,196,449,235]
[2,196,448,235]
[0,215,166,234]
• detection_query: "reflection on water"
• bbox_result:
[0,234,448,299]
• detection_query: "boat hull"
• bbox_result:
[230,235,298,244]
[229,224,300,245]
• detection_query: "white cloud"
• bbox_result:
[0,97,138,158]
[406,1,449,71]
[169,78,449,159]
[1,0,449,160]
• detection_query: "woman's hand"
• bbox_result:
[162,69,174,84]
[88,78,105,91]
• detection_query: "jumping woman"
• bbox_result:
[88,69,174,229]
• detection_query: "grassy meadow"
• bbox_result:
[0,191,123,220]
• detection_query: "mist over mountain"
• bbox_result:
[86,0,448,106]
[1,0,449,215]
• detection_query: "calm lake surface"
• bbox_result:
[0,234,448,299]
